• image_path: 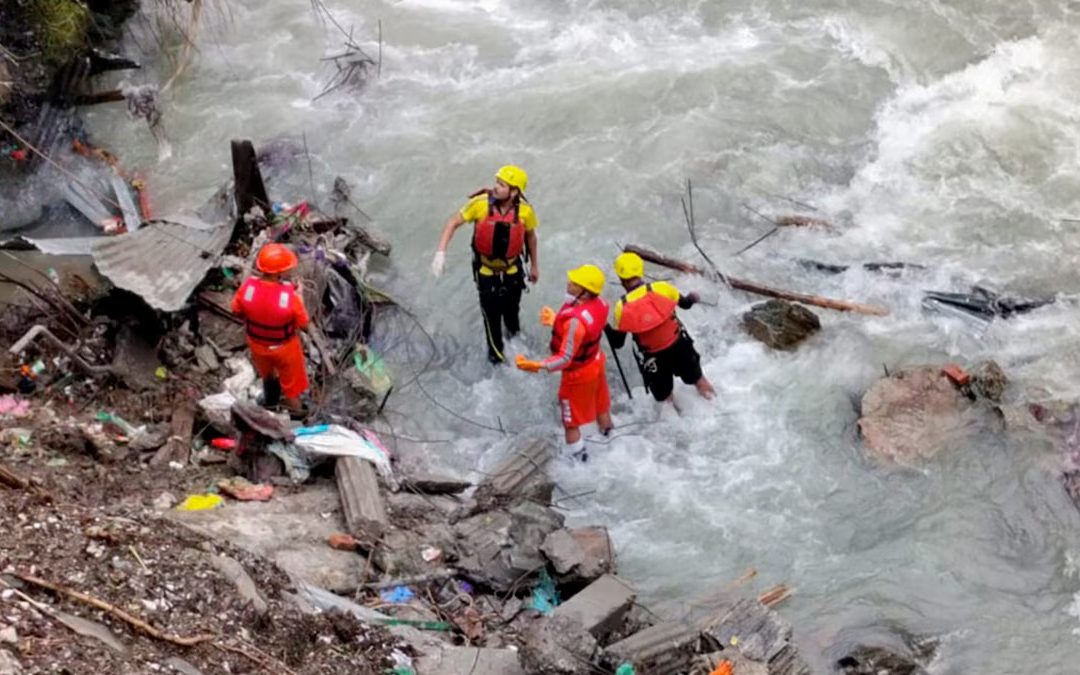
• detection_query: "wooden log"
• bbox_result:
[231,139,269,227]
[775,214,833,229]
[336,456,387,541]
[74,89,126,105]
[624,244,889,316]
[150,401,196,467]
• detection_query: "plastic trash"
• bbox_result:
[211,437,238,450]
[615,665,636,675]
[175,494,224,511]
[709,661,733,675]
[0,395,31,418]
[353,346,392,395]
[155,366,168,381]
[379,586,415,604]
[292,424,392,478]
[95,411,138,436]
[527,569,560,615]
[218,477,273,502]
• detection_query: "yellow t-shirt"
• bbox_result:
[460,195,538,273]
[613,281,680,328]
[460,196,538,231]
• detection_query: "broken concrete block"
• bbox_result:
[401,472,471,495]
[519,614,598,675]
[554,574,635,638]
[604,620,699,673]
[541,527,614,582]
[701,599,809,675]
[474,436,557,508]
[336,456,387,541]
[416,646,525,675]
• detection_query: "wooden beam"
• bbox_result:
[624,244,889,316]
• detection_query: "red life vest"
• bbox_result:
[549,296,609,369]
[618,283,681,353]
[472,195,525,263]
[236,277,300,345]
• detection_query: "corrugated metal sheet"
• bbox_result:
[92,214,233,312]
[20,236,100,256]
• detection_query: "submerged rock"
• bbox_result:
[742,300,821,351]
[837,635,938,675]
[858,365,1000,463]
[970,360,1007,402]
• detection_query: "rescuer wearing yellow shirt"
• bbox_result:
[431,166,539,364]
[604,252,715,406]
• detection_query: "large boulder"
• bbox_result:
[858,366,1000,463]
[742,300,821,351]
[837,635,938,675]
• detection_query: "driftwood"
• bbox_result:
[14,573,216,646]
[149,401,196,466]
[624,244,889,317]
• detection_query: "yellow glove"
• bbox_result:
[539,306,556,327]
[515,354,543,373]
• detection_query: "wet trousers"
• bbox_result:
[477,269,524,363]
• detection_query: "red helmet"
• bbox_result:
[256,243,298,274]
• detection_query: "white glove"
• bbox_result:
[431,251,446,277]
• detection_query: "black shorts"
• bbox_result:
[640,333,703,402]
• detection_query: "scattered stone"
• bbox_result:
[0,626,15,645]
[165,657,206,675]
[519,614,598,675]
[0,648,22,675]
[742,300,821,351]
[206,553,269,614]
[971,360,1007,402]
[375,524,458,577]
[152,492,177,510]
[857,366,989,463]
[55,610,128,654]
[129,424,170,452]
[194,344,220,372]
[541,527,615,583]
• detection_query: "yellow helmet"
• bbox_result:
[614,252,644,280]
[566,264,605,295]
[496,165,528,193]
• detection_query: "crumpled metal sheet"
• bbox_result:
[91,214,233,311]
[4,236,100,256]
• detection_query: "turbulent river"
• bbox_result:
[75,0,1080,671]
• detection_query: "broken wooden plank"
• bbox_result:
[700,598,809,675]
[624,244,890,316]
[336,456,387,541]
[150,401,196,467]
[473,436,557,508]
[554,574,635,638]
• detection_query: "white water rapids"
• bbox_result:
[75,0,1080,671]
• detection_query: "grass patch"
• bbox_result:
[33,0,90,65]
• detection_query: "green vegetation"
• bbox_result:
[33,0,90,65]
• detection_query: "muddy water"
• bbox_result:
[75,0,1080,671]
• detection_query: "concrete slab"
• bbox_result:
[554,574,635,637]
[415,646,525,675]
[168,482,361,592]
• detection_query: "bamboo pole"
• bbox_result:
[624,244,890,316]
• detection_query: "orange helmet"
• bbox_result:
[256,243,298,274]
